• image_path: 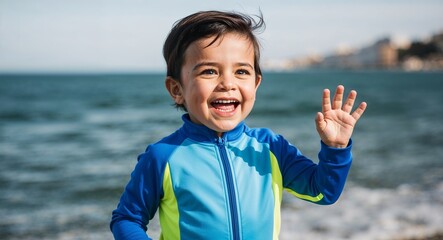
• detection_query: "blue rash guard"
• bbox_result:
[110,114,352,240]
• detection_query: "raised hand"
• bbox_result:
[315,85,367,148]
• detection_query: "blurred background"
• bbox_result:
[1,1,443,239]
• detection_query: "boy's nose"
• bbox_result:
[218,75,236,91]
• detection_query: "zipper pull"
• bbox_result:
[216,137,225,146]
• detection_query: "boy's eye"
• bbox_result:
[201,69,217,75]
[236,69,251,75]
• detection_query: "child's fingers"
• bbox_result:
[315,112,326,130]
[322,89,331,112]
[351,102,367,122]
[332,85,344,110]
[342,90,357,113]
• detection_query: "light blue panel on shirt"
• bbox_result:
[168,138,231,239]
[228,134,275,239]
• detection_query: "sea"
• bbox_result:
[1,70,442,240]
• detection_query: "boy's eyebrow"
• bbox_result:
[192,62,218,71]
[192,62,254,71]
[236,62,254,69]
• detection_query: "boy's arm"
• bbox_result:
[276,85,365,204]
[110,149,164,240]
[111,221,152,240]
[277,137,352,205]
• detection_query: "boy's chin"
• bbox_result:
[210,120,241,134]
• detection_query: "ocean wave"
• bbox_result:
[280,183,443,240]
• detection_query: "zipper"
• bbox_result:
[217,137,240,240]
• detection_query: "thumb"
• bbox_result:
[315,112,326,130]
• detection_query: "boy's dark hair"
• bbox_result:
[163,10,265,111]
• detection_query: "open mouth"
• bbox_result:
[211,99,240,112]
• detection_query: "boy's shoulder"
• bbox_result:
[243,125,285,144]
[145,128,185,150]
[138,129,185,163]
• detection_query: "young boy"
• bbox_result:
[110,10,367,240]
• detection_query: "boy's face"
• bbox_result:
[166,33,261,136]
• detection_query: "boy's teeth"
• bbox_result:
[211,99,239,112]
[214,100,238,104]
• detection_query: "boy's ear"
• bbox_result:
[255,74,262,89]
[165,77,184,105]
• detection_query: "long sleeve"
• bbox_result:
[276,136,352,205]
[110,148,165,239]
[111,220,152,240]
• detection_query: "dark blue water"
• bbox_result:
[1,71,442,239]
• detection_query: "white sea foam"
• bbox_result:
[280,183,443,240]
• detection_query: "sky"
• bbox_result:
[0,0,442,73]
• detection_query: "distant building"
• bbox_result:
[314,38,398,69]
[431,32,443,52]
[402,56,424,71]
[378,40,398,68]
[400,31,443,71]
[266,30,443,71]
